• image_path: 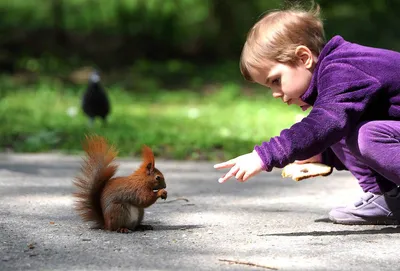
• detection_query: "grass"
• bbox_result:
[0,71,306,161]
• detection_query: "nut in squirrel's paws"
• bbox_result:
[281,163,332,181]
[160,189,168,200]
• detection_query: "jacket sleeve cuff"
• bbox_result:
[254,145,271,172]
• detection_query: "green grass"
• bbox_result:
[0,75,306,161]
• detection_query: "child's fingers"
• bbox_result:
[218,166,239,183]
[295,154,322,164]
[242,171,252,182]
[214,159,236,169]
[235,169,246,182]
[243,170,258,182]
[294,160,307,164]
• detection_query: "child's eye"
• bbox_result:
[272,78,281,85]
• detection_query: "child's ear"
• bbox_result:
[295,46,314,69]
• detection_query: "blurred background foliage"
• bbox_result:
[0,0,399,160]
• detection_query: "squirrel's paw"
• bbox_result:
[161,190,168,200]
[157,189,167,200]
[116,227,131,234]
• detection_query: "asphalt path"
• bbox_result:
[1,153,399,271]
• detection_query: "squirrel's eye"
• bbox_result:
[156,176,161,181]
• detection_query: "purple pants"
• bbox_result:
[330,120,400,194]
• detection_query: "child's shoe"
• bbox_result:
[329,188,400,225]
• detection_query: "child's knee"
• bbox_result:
[346,121,384,158]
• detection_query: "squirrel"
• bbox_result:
[73,135,167,233]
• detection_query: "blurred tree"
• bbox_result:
[52,0,66,46]
[0,0,398,74]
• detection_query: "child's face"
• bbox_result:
[248,46,315,111]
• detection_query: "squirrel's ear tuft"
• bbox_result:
[141,145,155,175]
[145,162,153,175]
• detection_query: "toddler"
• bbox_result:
[214,4,400,225]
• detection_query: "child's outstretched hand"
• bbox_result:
[214,150,263,183]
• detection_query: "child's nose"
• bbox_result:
[272,92,282,98]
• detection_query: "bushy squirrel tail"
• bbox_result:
[73,135,118,228]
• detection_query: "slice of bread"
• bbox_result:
[281,163,333,181]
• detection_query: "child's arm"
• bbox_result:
[255,63,381,172]
[215,63,379,183]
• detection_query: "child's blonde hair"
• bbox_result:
[240,4,326,81]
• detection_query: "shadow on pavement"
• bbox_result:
[258,226,400,237]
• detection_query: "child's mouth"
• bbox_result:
[300,105,310,111]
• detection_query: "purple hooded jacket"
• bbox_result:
[255,35,400,171]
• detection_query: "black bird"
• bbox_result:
[82,70,110,126]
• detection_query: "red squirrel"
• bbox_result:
[73,135,167,233]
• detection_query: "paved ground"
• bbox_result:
[1,153,400,271]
